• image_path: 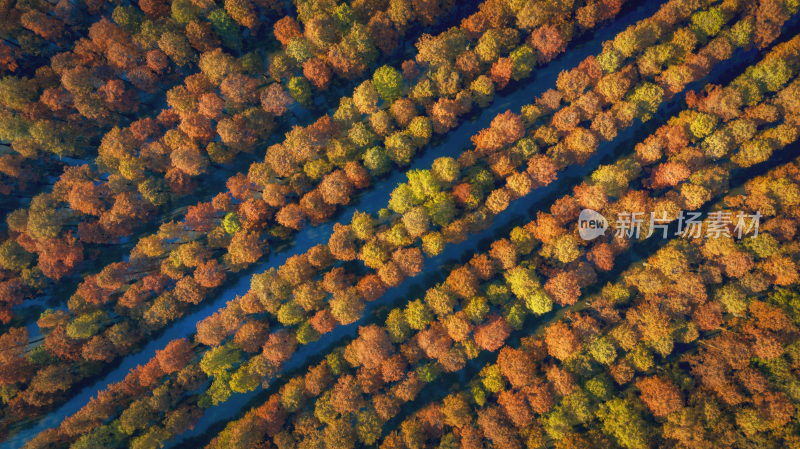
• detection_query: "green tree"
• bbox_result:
[373,65,404,102]
[416,362,439,383]
[66,310,107,339]
[351,211,375,239]
[0,239,33,272]
[222,212,241,234]
[112,5,144,33]
[505,266,552,314]
[200,344,242,377]
[389,183,415,214]
[356,410,384,445]
[479,364,504,393]
[425,192,456,227]
[71,425,123,449]
[431,157,460,184]
[385,132,416,166]
[203,372,234,406]
[626,82,664,121]
[596,399,648,449]
[691,7,727,38]
[208,9,242,50]
[119,399,156,435]
[510,45,536,81]
[589,337,617,365]
[229,359,262,393]
[363,146,391,175]
[288,76,312,105]
[277,301,306,325]
[386,308,411,342]
[463,296,489,323]
[405,299,434,330]
[296,321,321,344]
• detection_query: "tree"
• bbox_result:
[274,16,301,46]
[596,399,648,449]
[227,230,264,266]
[324,417,357,449]
[431,98,460,133]
[329,287,365,325]
[194,259,226,289]
[356,409,384,445]
[498,389,533,428]
[354,81,380,114]
[329,223,359,261]
[261,83,293,116]
[30,363,74,393]
[229,319,268,353]
[392,247,423,277]
[389,98,418,127]
[386,308,412,343]
[373,65,404,102]
[330,374,363,415]
[544,322,580,361]
[405,299,434,330]
[476,406,522,449]
[544,271,581,306]
[66,310,108,340]
[422,285,455,317]
[353,325,394,370]
[263,329,298,366]
[636,376,682,418]
[311,309,339,335]
[288,76,312,105]
[120,399,156,435]
[303,58,333,90]
[472,110,524,153]
[276,301,305,327]
[442,311,472,343]
[527,154,558,187]
[200,343,242,377]
[497,346,535,388]
[510,45,536,81]
[474,314,511,351]
[320,170,353,205]
[589,336,617,365]
[0,239,34,272]
[363,146,391,175]
[276,203,305,230]
[0,327,31,384]
[207,9,242,50]
[278,254,315,287]
[446,265,479,299]
[156,338,194,374]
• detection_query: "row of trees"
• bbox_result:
[202,42,800,449]
[0,0,460,321]
[0,0,464,433]
[0,0,291,323]
[0,0,288,196]
[19,5,796,446]
[384,226,800,449]
[0,0,613,326]
[0,0,630,431]
[377,144,800,448]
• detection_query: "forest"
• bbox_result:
[1,0,800,447]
